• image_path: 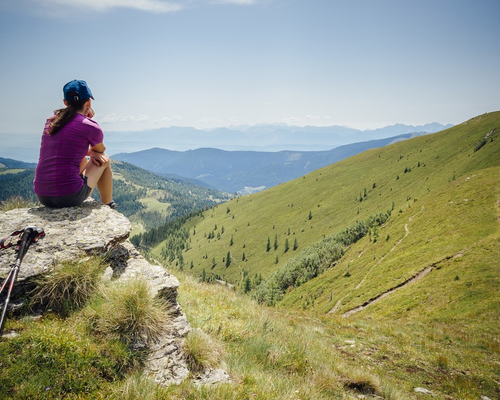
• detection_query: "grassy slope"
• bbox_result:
[153,111,500,398]
[156,112,499,290]
[102,160,231,236]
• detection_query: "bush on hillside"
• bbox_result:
[253,211,391,306]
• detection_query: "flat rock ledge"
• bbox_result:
[0,199,230,387]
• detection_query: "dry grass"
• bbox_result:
[112,372,159,400]
[0,195,38,211]
[30,256,106,315]
[183,327,224,374]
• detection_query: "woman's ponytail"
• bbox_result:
[46,93,88,135]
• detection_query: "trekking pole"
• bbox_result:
[0,226,45,335]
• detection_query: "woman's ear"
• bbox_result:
[63,99,68,106]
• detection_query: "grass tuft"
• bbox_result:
[183,327,224,374]
[86,278,173,347]
[30,256,106,316]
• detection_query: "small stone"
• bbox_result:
[414,387,434,395]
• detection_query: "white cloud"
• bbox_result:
[101,113,150,123]
[281,116,301,124]
[36,0,258,13]
[38,0,181,13]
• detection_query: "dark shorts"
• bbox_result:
[36,175,93,208]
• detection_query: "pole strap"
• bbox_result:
[0,227,45,251]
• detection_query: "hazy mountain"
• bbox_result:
[112,133,422,194]
[0,122,452,163]
[106,122,452,155]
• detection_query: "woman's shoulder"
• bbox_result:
[81,115,102,130]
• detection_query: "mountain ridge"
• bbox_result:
[112,133,423,193]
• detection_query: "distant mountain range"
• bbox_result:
[112,133,426,194]
[106,122,453,155]
[0,122,452,163]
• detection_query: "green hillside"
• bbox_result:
[110,160,231,236]
[154,112,499,298]
[0,160,231,236]
[148,111,500,396]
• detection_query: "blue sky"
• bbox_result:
[0,0,499,134]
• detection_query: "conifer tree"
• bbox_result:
[244,276,251,293]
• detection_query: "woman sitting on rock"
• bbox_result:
[33,80,114,208]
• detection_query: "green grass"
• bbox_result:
[0,168,25,175]
[1,245,498,398]
[156,270,498,399]
[0,259,173,399]
[0,316,130,399]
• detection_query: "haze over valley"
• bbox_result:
[0,121,452,163]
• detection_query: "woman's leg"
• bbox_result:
[82,159,113,204]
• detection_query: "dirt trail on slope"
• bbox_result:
[342,252,463,317]
[339,191,499,317]
[355,206,424,290]
[328,207,423,315]
[342,265,433,317]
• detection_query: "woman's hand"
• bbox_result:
[85,107,95,119]
[90,150,109,166]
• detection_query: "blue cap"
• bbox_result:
[63,80,94,102]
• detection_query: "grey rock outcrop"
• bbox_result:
[0,199,230,387]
